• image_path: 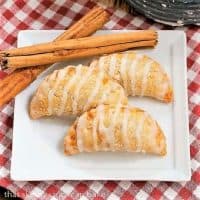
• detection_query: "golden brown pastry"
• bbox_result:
[30,65,128,119]
[90,52,173,102]
[64,105,166,156]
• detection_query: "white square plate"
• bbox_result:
[11,30,191,181]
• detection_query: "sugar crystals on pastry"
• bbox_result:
[64,104,166,156]
[30,65,128,119]
[90,52,173,102]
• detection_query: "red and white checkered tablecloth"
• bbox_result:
[0,0,199,199]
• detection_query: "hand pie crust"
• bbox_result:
[30,65,128,119]
[64,105,166,156]
[90,52,173,102]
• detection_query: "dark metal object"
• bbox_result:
[119,0,200,26]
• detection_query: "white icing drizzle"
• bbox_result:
[151,119,159,152]
[76,73,126,152]
[109,104,121,150]
[140,60,153,96]
[160,74,170,100]
[93,105,107,151]
[99,83,111,104]
[100,86,125,150]
[120,53,129,91]
[90,105,110,151]
[83,70,104,111]
[97,83,126,150]
[121,107,130,151]
[76,115,87,152]
[98,56,105,71]
[72,66,94,114]
[135,111,147,152]
[139,117,159,154]
[97,105,112,150]
[47,69,66,114]
[108,54,117,77]
[57,65,82,115]
[92,103,129,152]
[98,105,120,151]
[90,60,98,68]
[92,111,99,151]
[129,54,143,95]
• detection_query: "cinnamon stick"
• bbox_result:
[1,31,157,56]
[0,40,156,69]
[0,6,109,107]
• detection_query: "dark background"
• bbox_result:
[0,187,21,200]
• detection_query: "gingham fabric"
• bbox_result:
[0,0,199,199]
